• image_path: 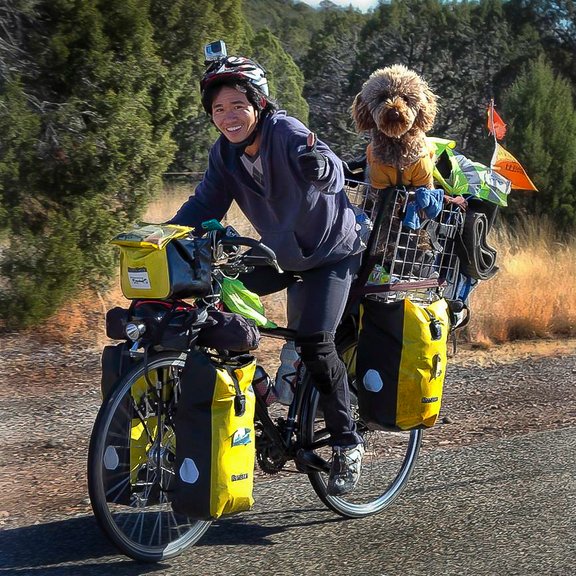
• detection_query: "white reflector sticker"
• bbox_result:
[363,369,383,393]
[103,445,120,470]
[179,457,200,484]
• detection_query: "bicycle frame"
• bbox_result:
[89,183,449,561]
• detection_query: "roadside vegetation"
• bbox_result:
[1,0,575,339]
[139,183,576,346]
[470,218,576,344]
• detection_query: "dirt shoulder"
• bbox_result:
[0,335,574,530]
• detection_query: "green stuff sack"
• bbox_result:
[172,351,257,520]
[221,277,277,328]
[356,298,450,431]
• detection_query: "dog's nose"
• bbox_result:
[387,109,401,121]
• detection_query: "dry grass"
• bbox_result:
[147,185,575,345]
[143,182,256,236]
[468,217,576,344]
[146,186,576,347]
[41,184,575,348]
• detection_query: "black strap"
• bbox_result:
[456,210,499,280]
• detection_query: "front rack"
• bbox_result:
[346,180,464,305]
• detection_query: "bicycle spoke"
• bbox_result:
[302,374,422,518]
[88,353,212,561]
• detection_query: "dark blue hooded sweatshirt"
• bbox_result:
[169,111,363,271]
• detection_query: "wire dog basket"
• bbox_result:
[346,180,464,304]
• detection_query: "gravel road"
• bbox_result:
[0,335,574,533]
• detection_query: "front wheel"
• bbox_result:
[87,352,211,562]
[300,340,422,518]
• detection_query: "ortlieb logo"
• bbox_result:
[422,396,439,403]
[232,427,252,446]
[231,473,249,482]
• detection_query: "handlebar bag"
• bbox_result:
[356,297,450,431]
[111,224,212,300]
[172,351,256,520]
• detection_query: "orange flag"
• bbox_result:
[491,143,538,191]
[487,103,507,140]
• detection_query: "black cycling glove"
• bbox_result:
[297,133,329,182]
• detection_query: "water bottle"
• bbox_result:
[274,341,301,406]
[252,366,277,406]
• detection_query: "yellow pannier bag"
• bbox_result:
[172,351,257,520]
[356,297,450,431]
[111,224,212,300]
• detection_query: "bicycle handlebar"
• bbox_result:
[218,235,283,273]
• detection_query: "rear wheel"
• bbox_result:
[87,352,211,562]
[301,340,422,518]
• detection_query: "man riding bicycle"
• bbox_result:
[168,42,366,495]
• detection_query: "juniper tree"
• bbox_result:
[502,55,576,231]
[0,0,248,327]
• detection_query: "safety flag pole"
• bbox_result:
[487,99,507,150]
[487,100,538,191]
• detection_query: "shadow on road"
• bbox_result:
[0,506,343,574]
[198,505,343,547]
[0,516,165,575]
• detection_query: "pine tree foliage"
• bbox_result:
[250,29,309,123]
[0,0,244,327]
[502,56,576,229]
[300,9,366,158]
[243,0,322,61]
[1,0,576,328]
[0,0,172,327]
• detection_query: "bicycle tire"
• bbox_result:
[300,340,422,518]
[87,351,211,562]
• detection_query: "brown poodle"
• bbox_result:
[352,64,438,189]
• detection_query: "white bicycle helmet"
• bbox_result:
[200,56,269,113]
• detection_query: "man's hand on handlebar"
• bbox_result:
[198,219,282,274]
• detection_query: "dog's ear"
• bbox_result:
[351,92,375,132]
[415,84,438,132]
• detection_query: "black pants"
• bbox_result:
[240,253,363,447]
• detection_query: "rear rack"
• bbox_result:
[346,180,464,305]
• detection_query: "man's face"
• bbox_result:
[211,86,258,144]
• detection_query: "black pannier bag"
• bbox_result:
[172,351,257,520]
[100,342,135,399]
[356,297,450,431]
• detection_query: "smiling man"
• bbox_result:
[211,86,259,148]
[168,43,367,495]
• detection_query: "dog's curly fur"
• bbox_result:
[352,64,437,169]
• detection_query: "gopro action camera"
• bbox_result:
[204,40,227,62]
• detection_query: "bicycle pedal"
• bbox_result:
[295,449,330,473]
